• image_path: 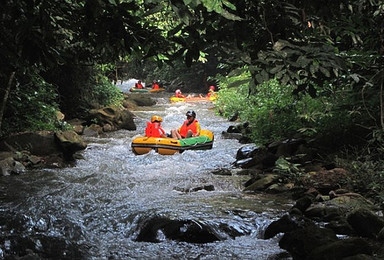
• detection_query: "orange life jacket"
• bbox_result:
[179,119,198,138]
[207,90,216,97]
[152,83,159,89]
[135,83,144,89]
[145,122,165,137]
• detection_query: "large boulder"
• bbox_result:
[308,237,372,260]
[0,130,87,170]
[347,208,384,238]
[88,106,136,131]
[54,130,87,160]
[134,216,224,243]
[0,157,26,176]
[279,225,338,259]
[125,93,156,106]
[243,174,280,192]
[0,131,61,156]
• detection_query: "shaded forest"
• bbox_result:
[1,0,384,202]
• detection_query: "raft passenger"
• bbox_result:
[207,85,217,98]
[135,80,144,89]
[152,81,160,89]
[145,115,167,138]
[171,110,201,139]
[175,89,185,98]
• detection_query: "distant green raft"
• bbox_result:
[129,88,149,93]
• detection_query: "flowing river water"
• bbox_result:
[0,92,293,259]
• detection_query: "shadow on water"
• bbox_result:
[0,96,293,259]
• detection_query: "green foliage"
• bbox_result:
[273,157,304,180]
[216,73,299,143]
[92,75,124,107]
[251,40,346,97]
[216,68,355,144]
[335,152,384,207]
[214,69,250,117]
[2,69,65,134]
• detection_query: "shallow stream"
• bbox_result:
[0,93,292,259]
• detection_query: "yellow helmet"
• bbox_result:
[151,115,163,123]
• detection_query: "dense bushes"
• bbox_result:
[215,68,384,206]
[1,65,123,136]
[93,65,124,107]
[2,69,64,135]
[215,71,353,145]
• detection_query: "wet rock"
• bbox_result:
[327,194,375,211]
[8,234,85,259]
[119,109,136,130]
[223,124,253,143]
[211,168,232,176]
[0,131,61,156]
[135,216,223,243]
[279,225,338,260]
[226,124,242,133]
[235,145,263,160]
[273,138,307,158]
[126,94,156,106]
[291,195,313,213]
[55,130,87,160]
[0,157,26,176]
[0,151,15,160]
[88,106,136,131]
[347,208,384,238]
[264,214,300,239]
[325,218,355,235]
[173,185,215,193]
[233,157,259,168]
[307,237,373,260]
[67,118,86,135]
[228,112,238,121]
[27,155,42,166]
[221,131,243,140]
[83,124,102,137]
[102,123,113,132]
[266,183,292,193]
[0,131,87,169]
[235,168,262,176]
[243,174,280,193]
[305,204,345,222]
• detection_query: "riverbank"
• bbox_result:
[226,133,384,259]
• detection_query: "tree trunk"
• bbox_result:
[0,71,15,135]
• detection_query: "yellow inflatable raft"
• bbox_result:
[131,129,214,155]
[169,96,216,103]
[149,88,165,93]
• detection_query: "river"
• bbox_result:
[0,92,292,259]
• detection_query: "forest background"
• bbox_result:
[0,0,384,205]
